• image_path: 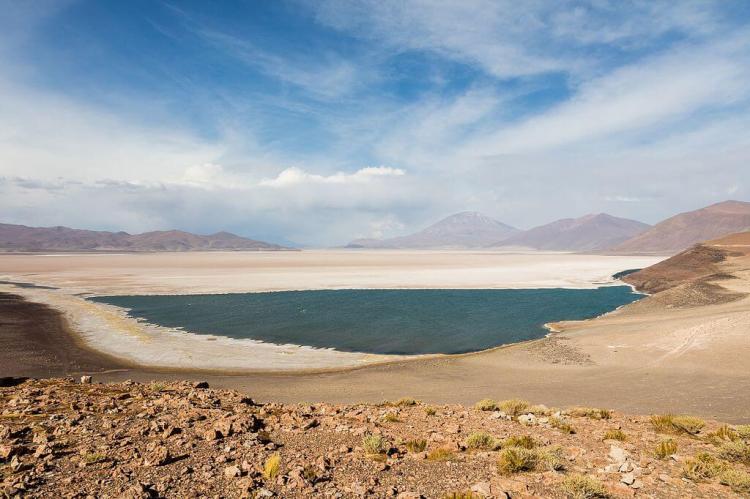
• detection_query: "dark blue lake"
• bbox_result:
[90,287,641,355]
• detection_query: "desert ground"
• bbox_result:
[1,248,750,423]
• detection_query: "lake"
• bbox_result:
[90,286,641,355]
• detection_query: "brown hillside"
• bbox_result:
[611,200,750,254]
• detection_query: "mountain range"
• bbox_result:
[347,212,520,249]
[0,223,288,252]
[346,200,750,254]
[492,213,650,251]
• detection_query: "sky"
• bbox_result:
[1,1,750,247]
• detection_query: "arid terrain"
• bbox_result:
[1,236,750,496]
[2,378,750,498]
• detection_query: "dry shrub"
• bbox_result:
[427,447,456,461]
[498,399,530,417]
[682,452,727,481]
[603,429,626,441]
[503,435,536,449]
[404,439,427,453]
[560,473,610,498]
[466,431,499,451]
[362,434,388,455]
[474,398,498,411]
[719,468,750,494]
[263,453,281,481]
[654,439,677,459]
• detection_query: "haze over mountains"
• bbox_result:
[347,212,520,249]
[346,200,750,253]
[493,213,650,251]
[611,200,750,254]
[0,223,288,252]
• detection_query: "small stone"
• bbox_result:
[144,444,170,466]
[224,465,241,478]
[470,481,492,497]
[658,473,671,483]
[80,376,92,384]
[255,487,274,497]
[518,414,537,426]
[630,479,644,489]
[619,461,634,472]
[621,472,635,485]
[609,445,629,465]
[193,381,209,389]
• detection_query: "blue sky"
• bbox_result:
[1,1,750,246]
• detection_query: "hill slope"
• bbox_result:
[623,230,750,296]
[494,213,649,251]
[348,212,519,249]
[0,223,288,252]
[611,200,750,254]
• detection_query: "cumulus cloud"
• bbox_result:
[259,166,405,187]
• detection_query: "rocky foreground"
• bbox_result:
[2,379,749,498]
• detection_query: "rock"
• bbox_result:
[470,481,492,497]
[80,376,92,384]
[518,414,536,426]
[143,444,170,466]
[193,381,209,389]
[621,472,635,485]
[396,493,423,499]
[630,479,643,489]
[619,460,634,472]
[609,445,629,465]
[658,473,671,483]
[255,488,274,497]
[224,465,241,478]
[0,444,22,461]
[203,428,222,441]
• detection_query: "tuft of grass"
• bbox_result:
[362,434,388,455]
[654,439,678,459]
[682,452,727,481]
[466,431,500,451]
[427,447,455,461]
[719,468,750,494]
[404,439,427,453]
[503,435,536,449]
[603,429,626,441]
[550,416,576,435]
[424,407,437,416]
[570,407,611,420]
[707,425,739,444]
[382,412,400,423]
[528,404,552,416]
[302,465,317,483]
[651,414,705,435]
[735,425,750,439]
[560,474,610,498]
[442,492,482,499]
[717,440,750,463]
[537,446,566,472]
[148,382,167,392]
[498,399,530,417]
[651,414,675,433]
[263,453,281,481]
[82,452,106,464]
[671,415,705,435]
[394,397,419,407]
[474,399,498,411]
[497,447,538,474]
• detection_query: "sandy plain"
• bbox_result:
[2,248,750,421]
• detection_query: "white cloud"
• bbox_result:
[259,166,405,187]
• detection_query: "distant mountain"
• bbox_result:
[493,213,650,251]
[610,200,750,254]
[347,212,520,249]
[0,223,289,252]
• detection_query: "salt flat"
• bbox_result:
[0,250,660,372]
[0,249,662,296]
